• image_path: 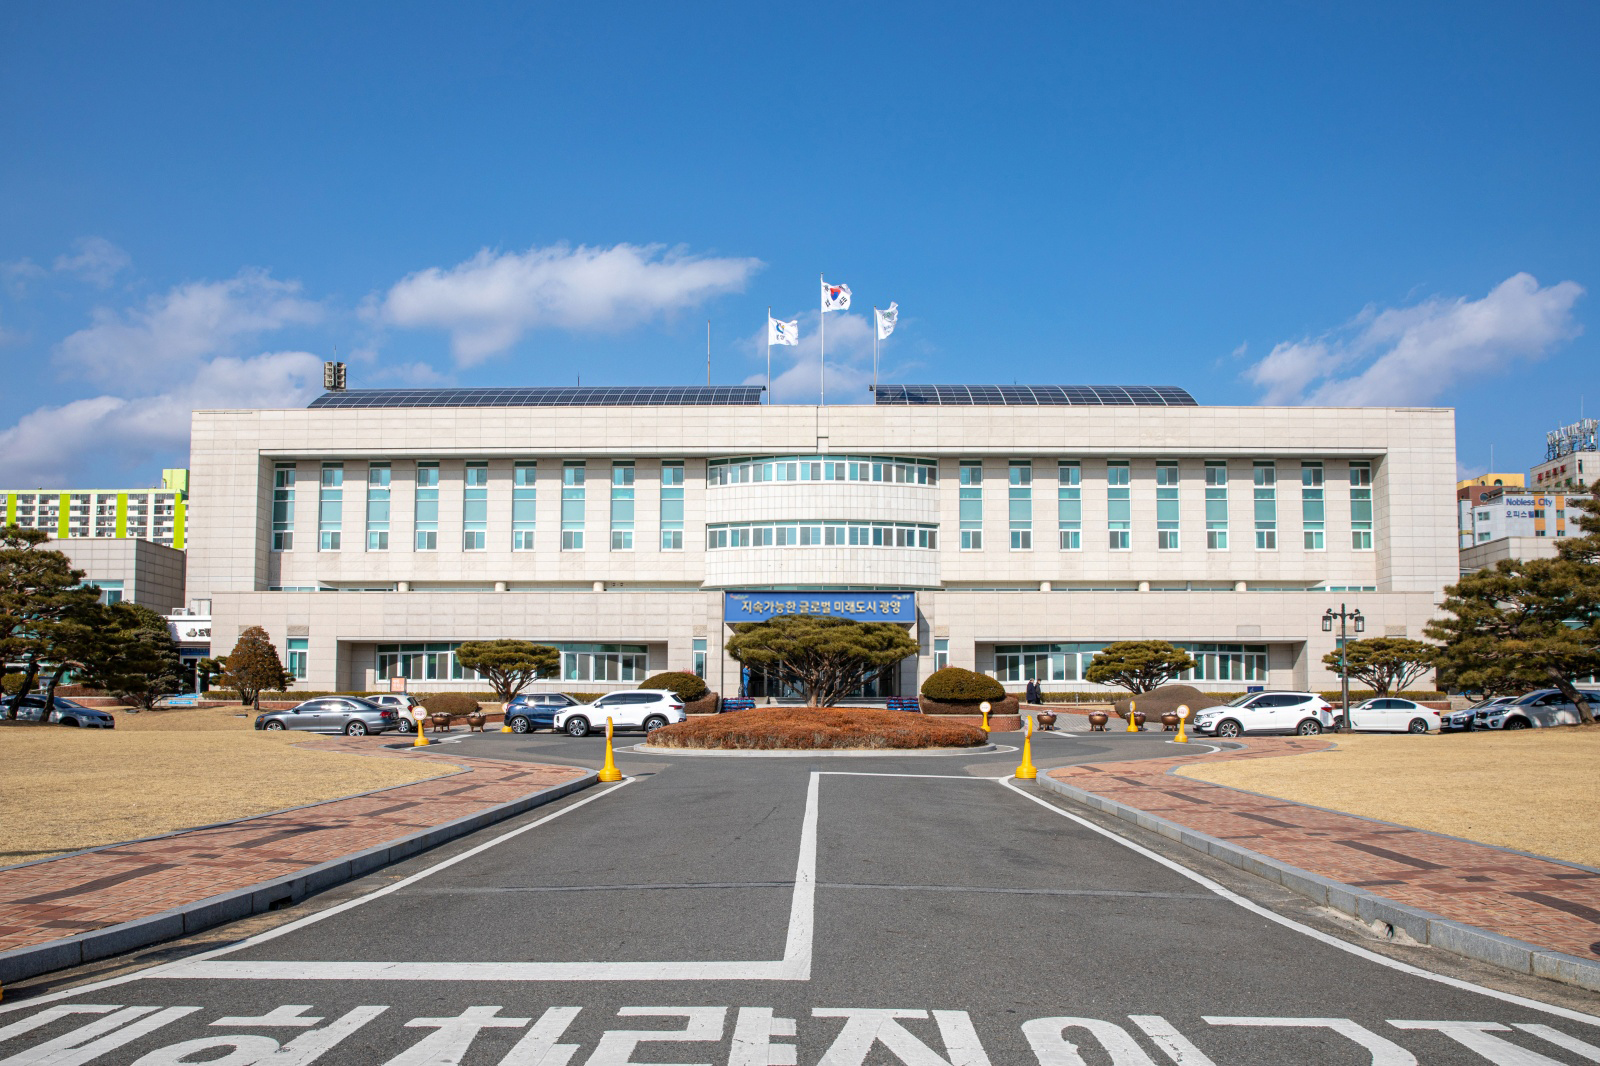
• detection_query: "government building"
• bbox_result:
[186,385,1456,698]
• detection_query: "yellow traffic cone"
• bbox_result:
[1175,705,1189,743]
[412,709,431,747]
[598,716,623,782]
[1126,699,1138,733]
[980,700,991,734]
[1015,717,1038,780]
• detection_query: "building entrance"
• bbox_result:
[742,663,900,701]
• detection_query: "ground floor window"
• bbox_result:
[561,644,648,682]
[376,643,481,681]
[744,662,898,700]
[82,579,123,605]
[287,638,308,680]
[994,641,1270,684]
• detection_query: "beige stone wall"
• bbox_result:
[50,538,187,614]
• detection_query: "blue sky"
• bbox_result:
[1,2,1595,487]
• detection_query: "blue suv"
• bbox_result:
[504,692,581,734]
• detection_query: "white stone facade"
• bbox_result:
[187,400,1457,696]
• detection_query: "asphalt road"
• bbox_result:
[3,729,1599,1064]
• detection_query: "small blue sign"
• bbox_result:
[1246,685,1264,693]
[724,591,915,624]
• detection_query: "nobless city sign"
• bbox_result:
[724,591,915,624]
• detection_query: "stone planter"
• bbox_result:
[1160,712,1179,732]
[429,714,453,733]
[465,712,488,732]
[1088,711,1110,731]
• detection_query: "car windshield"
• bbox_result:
[1223,694,1256,707]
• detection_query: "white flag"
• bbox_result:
[821,279,852,312]
[875,302,899,340]
[768,315,799,346]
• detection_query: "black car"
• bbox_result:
[503,692,581,733]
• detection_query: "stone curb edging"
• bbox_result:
[1034,772,1600,994]
[631,743,1007,758]
[0,770,597,986]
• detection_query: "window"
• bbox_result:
[934,638,949,671]
[659,461,685,550]
[1350,461,1373,550]
[1253,461,1277,550]
[85,579,123,605]
[692,637,707,678]
[457,461,487,550]
[959,461,983,550]
[1301,462,1324,551]
[709,455,937,485]
[318,464,343,551]
[707,520,937,549]
[1477,531,1491,543]
[272,464,296,551]
[414,462,439,551]
[562,643,648,682]
[1205,461,1228,550]
[562,462,586,550]
[1057,461,1081,550]
[366,463,390,551]
[513,462,536,550]
[1008,460,1032,550]
[1107,460,1130,550]
[1183,643,1268,682]
[377,642,482,681]
[1156,461,1180,551]
[610,461,635,550]
[287,638,308,681]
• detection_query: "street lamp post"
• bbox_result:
[1322,603,1365,732]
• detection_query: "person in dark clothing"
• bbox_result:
[1025,677,1041,705]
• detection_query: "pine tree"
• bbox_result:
[0,526,104,719]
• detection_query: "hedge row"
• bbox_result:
[1035,689,1448,704]
[919,694,1020,717]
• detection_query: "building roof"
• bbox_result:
[871,384,1197,406]
[308,386,767,409]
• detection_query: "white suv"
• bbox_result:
[366,693,426,732]
[554,690,687,737]
[1479,688,1600,730]
[1192,692,1335,738]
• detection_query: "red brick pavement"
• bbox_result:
[0,739,586,956]
[1050,737,1600,962]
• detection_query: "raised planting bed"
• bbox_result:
[646,707,989,750]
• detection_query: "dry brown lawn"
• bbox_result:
[1178,729,1600,867]
[649,707,988,750]
[0,713,456,864]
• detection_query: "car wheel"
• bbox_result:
[565,717,591,738]
[344,720,369,736]
[1216,719,1243,738]
[394,717,414,734]
[511,715,533,734]
[265,719,287,730]
[643,714,667,733]
[61,717,80,727]
[1505,717,1531,730]
[1407,717,1430,734]
[1296,718,1323,736]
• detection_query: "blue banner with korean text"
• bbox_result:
[724,591,915,624]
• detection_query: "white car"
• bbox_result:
[1479,688,1600,730]
[1341,697,1439,734]
[553,690,687,738]
[1191,692,1335,738]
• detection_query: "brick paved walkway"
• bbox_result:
[1049,737,1600,962]
[0,739,587,957]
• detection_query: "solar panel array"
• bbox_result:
[872,384,1198,407]
[308,386,767,409]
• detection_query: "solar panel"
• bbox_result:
[308,386,767,410]
[872,384,1198,407]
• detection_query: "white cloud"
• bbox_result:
[380,242,763,365]
[1246,273,1584,406]
[53,237,131,287]
[56,269,322,388]
[744,310,880,404]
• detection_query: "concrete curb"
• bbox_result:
[0,770,597,985]
[1034,771,1600,994]
[631,743,1008,758]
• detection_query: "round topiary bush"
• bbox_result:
[920,667,1004,702]
[640,671,709,702]
[420,692,481,717]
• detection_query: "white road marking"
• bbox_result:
[0,1008,119,1049]
[1020,1016,1157,1065]
[129,1035,278,1065]
[1513,1022,1600,1061]
[813,1007,992,1066]
[1207,1017,1415,1065]
[497,1006,582,1066]
[1390,1020,1569,1065]
[728,1008,798,1066]
[1,1006,198,1066]
[212,1006,322,1027]
[1127,1015,1219,1065]
[584,1008,725,1066]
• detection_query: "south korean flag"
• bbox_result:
[821,279,852,312]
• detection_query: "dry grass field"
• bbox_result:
[1178,729,1600,867]
[650,707,988,750]
[0,709,455,864]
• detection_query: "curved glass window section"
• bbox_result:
[709,455,937,486]
[708,520,938,549]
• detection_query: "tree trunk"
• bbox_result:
[1546,667,1596,724]
[7,655,40,720]
[42,663,68,712]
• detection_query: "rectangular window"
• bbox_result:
[692,637,707,678]
[1350,461,1373,550]
[610,461,635,550]
[934,638,949,671]
[286,637,308,681]
[561,644,649,682]
[1107,460,1130,550]
[414,462,439,551]
[1008,460,1032,550]
[660,461,684,550]
[1253,461,1277,550]
[366,463,390,551]
[1301,461,1324,551]
[1057,461,1081,550]
[512,462,536,550]
[460,461,488,550]
[1156,460,1180,551]
[959,460,983,550]
[272,464,296,551]
[562,461,586,550]
[1205,461,1228,550]
[318,463,343,551]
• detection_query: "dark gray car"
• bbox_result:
[254,696,400,736]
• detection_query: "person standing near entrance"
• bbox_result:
[1025,677,1041,705]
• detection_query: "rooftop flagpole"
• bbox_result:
[766,306,772,404]
[819,273,826,406]
[872,306,878,392]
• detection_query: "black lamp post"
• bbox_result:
[1322,603,1365,732]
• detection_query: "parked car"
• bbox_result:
[6,695,112,727]
[1340,697,1439,733]
[366,693,427,732]
[552,690,686,737]
[254,696,401,735]
[1477,688,1600,730]
[504,692,582,734]
[1190,692,1335,738]
[1442,696,1514,732]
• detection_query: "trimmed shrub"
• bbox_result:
[683,693,721,715]
[650,707,986,750]
[920,694,1020,717]
[1111,684,1222,720]
[641,671,709,702]
[920,667,1004,702]
[1,673,25,696]
[421,692,481,717]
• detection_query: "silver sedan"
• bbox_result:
[254,696,401,736]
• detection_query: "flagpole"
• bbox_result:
[819,273,826,407]
[873,307,878,392]
[766,307,772,404]
[706,320,711,385]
